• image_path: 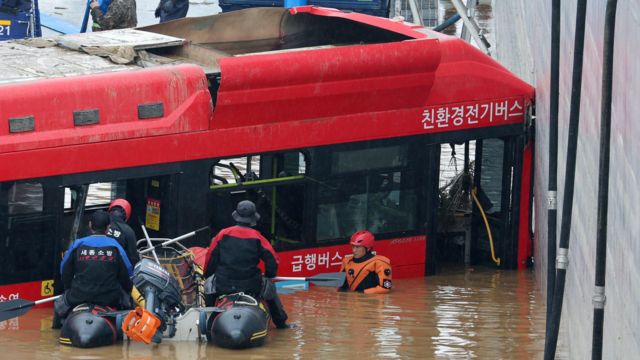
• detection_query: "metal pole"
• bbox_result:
[546,0,561,336]
[407,0,424,26]
[139,226,208,254]
[141,224,161,264]
[450,0,490,54]
[592,1,618,358]
[69,185,88,246]
[544,0,589,358]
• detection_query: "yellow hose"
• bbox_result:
[471,187,501,266]
[131,286,145,308]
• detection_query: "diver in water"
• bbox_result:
[55,210,134,320]
[338,230,393,294]
[203,200,291,329]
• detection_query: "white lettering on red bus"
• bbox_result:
[291,251,344,272]
[390,236,423,245]
[422,98,524,130]
[0,292,19,302]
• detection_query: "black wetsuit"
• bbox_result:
[108,216,140,265]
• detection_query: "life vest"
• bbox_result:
[341,253,392,294]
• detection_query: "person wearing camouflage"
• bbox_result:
[90,0,137,31]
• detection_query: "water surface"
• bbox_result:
[0,267,561,359]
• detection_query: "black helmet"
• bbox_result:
[232,200,260,226]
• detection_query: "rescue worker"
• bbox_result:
[203,200,290,329]
[338,230,392,294]
[107,198,140,265]
[55,210,133,319]
[154,0,189,23]
[90,0,137,31]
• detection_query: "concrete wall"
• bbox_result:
[493,0,640,358]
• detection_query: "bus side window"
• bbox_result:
[209,151,307,248]
[315,143,419,242]
[63,182,126,241]
[210,156,261,187]
[0,181,57,285]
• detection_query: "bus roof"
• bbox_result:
[0,7,534,182]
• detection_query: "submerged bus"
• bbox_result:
[0,7,534,302]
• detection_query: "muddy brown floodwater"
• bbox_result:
[1,266,566,359]
[4,2,567,359]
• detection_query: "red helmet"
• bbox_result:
[350,230,375,250]
[109,198,131,222]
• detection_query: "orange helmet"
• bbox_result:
[350,230,375,250]
[109,198,132,222]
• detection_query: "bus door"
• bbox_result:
[433,134,528,271]
[472,136,527,269]
[424,142,441,276]
[60,182,128,249]
[58,170,182,256]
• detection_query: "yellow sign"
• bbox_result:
[146,198,161,231]
[0,20,11,26]
[41,280,54,296]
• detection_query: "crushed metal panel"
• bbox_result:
[57,29,185,51]
[139,8,287,55]
[168,44,224,74]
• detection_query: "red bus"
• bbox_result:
[0,7,534,302]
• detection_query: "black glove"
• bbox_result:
[154,7,161,18]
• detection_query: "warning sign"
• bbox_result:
[146,198,161,231]
[41,280,54,296]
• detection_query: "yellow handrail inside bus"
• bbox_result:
[471,187,501,266]
[210,175,305,190]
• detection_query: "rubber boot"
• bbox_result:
[266,295,289,329]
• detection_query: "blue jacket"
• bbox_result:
[60,235,133,307]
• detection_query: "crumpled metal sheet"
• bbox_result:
[0,28,186,83]
[79,45,138,64]
[10,37,57,48]
[0,41,136,85]
[139,7,288,55]
[56,28,184,51]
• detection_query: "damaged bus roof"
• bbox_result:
[1,6,429,83]
[0,6,534,159]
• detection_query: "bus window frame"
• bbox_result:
[0,177,63,286]
[208,150,311,251]
[309,137,427,246]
